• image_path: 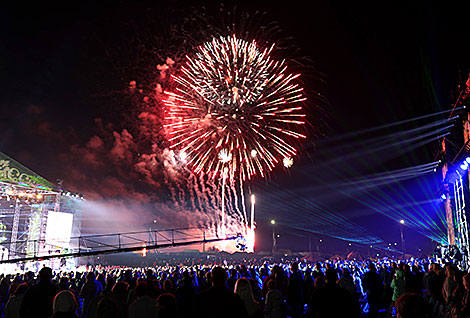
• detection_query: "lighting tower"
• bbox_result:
[399,219,405,254]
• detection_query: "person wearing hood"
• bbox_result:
[391,263,406,303]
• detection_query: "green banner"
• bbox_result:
[0,152,56,190]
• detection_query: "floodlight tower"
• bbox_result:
[399,219,405,254]
[271,219,276,255]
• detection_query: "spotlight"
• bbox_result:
[460,164,468,170]
[466,157,470,164]
[36,194,43,200]
[441,193,447,200]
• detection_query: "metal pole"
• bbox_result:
[250,195,255,233]
[401,226,405,254]
[203,228,206,253]
[249,194,255,253]
[272,224,276,255]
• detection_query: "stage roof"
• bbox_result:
[0,152,57,191]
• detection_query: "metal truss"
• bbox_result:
[0,227,242,264]
[454,175,470,267]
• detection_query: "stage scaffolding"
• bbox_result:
[439,74,470,268]
[452,174,470,267]
[0,152,243,269]
[0,151,82,265]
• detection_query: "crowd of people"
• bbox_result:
[0,257,467,318]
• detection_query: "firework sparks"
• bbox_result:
[218,149,232,164]
[283,156,294,168]
[179,151,187,163]
[163,35,306,180]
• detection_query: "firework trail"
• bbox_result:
[163,35,306,181]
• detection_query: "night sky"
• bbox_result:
[2,1,470,254]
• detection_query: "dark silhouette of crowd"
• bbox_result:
[0,257,467,317]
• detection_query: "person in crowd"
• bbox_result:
[227,268,238,292]
[79,272,103,318]
[0,275,11,308]
[459,273,470,317]
[287,262,303,318]
[391,263,406,302]
[192,266,247,318]
[235,278,263,318]
[265,279,284,318]
[302,269,314,304]
[58,276,70,291]
[339,267,356,296]
[424,262,445,317]
[103,275,116,295]
[4,283,28,318]
[175,270,197,317]
[362,263,384,318]
[162,279,175,296]
[0,254,467,318]
[95,297,117,318]
[248,267,262,302]
[50,290,79,318]
[307,267,359,318]
[128,282,157,318]
[19,267,60,318]
[403,264,420,294]
[157,293,181,318]
[395,293,431,318]
[108,281,128,318]
[443,263,460,313]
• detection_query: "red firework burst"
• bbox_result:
[163,35,307,180]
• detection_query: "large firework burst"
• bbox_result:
[163,35,307,180]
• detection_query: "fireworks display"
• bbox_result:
[163,35,307,181]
